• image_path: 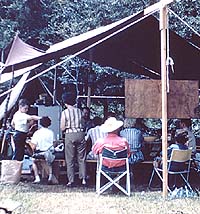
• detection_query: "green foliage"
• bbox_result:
[0,0,199,48]
[169,0,200,39]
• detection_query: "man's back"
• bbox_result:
[61,106,83,133]
[31,127,54,151]
[120,128,143,152]
[86,126,107,145]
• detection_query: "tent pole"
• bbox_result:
[86,86,91,107]
[160,4,168,199]
[144,0,173,199]
[87,50,93,108]
[53,68,57,105]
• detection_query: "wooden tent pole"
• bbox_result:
[160,3,168,198]
[53,68,57,105]
[87,50,93,108]
[86,86,91,107]
[145,0,173,199]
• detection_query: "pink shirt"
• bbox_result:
[92,133,130,168]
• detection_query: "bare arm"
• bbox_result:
[28,115,41,121]
[11,120,15,129]
[60,111,66,131]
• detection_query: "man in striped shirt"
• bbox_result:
[60,92,86,187]
[85,116,107,159]
[120,118,144,164]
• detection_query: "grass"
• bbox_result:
[0,183,200,214]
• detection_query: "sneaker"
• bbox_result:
[48,176,59,185]
[82,179,86,186]
[48,174,59,185]
[32,178,40,184]
[66,182,75,188]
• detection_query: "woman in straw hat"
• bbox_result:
[92,117,130,169]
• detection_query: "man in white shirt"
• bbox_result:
[11,99,41,161]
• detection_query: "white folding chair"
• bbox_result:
[96,147,130,196]
[149,149,192,192]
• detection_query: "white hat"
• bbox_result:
[100,117,123,133]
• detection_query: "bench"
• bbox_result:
[20,157,154,185]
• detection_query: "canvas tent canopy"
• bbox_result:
[1,10,199,82]
[0,9,199,120]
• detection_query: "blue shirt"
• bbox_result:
[120,128,144,152]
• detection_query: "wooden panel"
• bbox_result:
[125,79,199,118]
[168,80,199,118]
[125,79,161,118]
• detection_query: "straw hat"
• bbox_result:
[100,117,123,133]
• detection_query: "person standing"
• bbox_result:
[81,106,94,133]
[11,98,41,161]
[60,92,86,187]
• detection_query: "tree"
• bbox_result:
[0,0,199,108]
[0,0,199,47]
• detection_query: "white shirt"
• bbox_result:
[12,111,31,133]
[31,127,55,151]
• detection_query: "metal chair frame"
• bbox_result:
[96,147,130,196]
[149,149,193,192]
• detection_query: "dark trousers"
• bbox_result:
[12,131,27,161]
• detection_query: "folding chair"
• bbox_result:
[96,147,130,196]
[148,149,192,193]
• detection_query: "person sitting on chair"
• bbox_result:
[154,130,188,168]
[120,118,144,164]
[154,130,189,190]
[92,117,130,170]
[167,131,188,158]
[177,119,196,153]
[31,116,56,184]
[85,116,107,160]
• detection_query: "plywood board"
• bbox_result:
[125,79,199,118]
